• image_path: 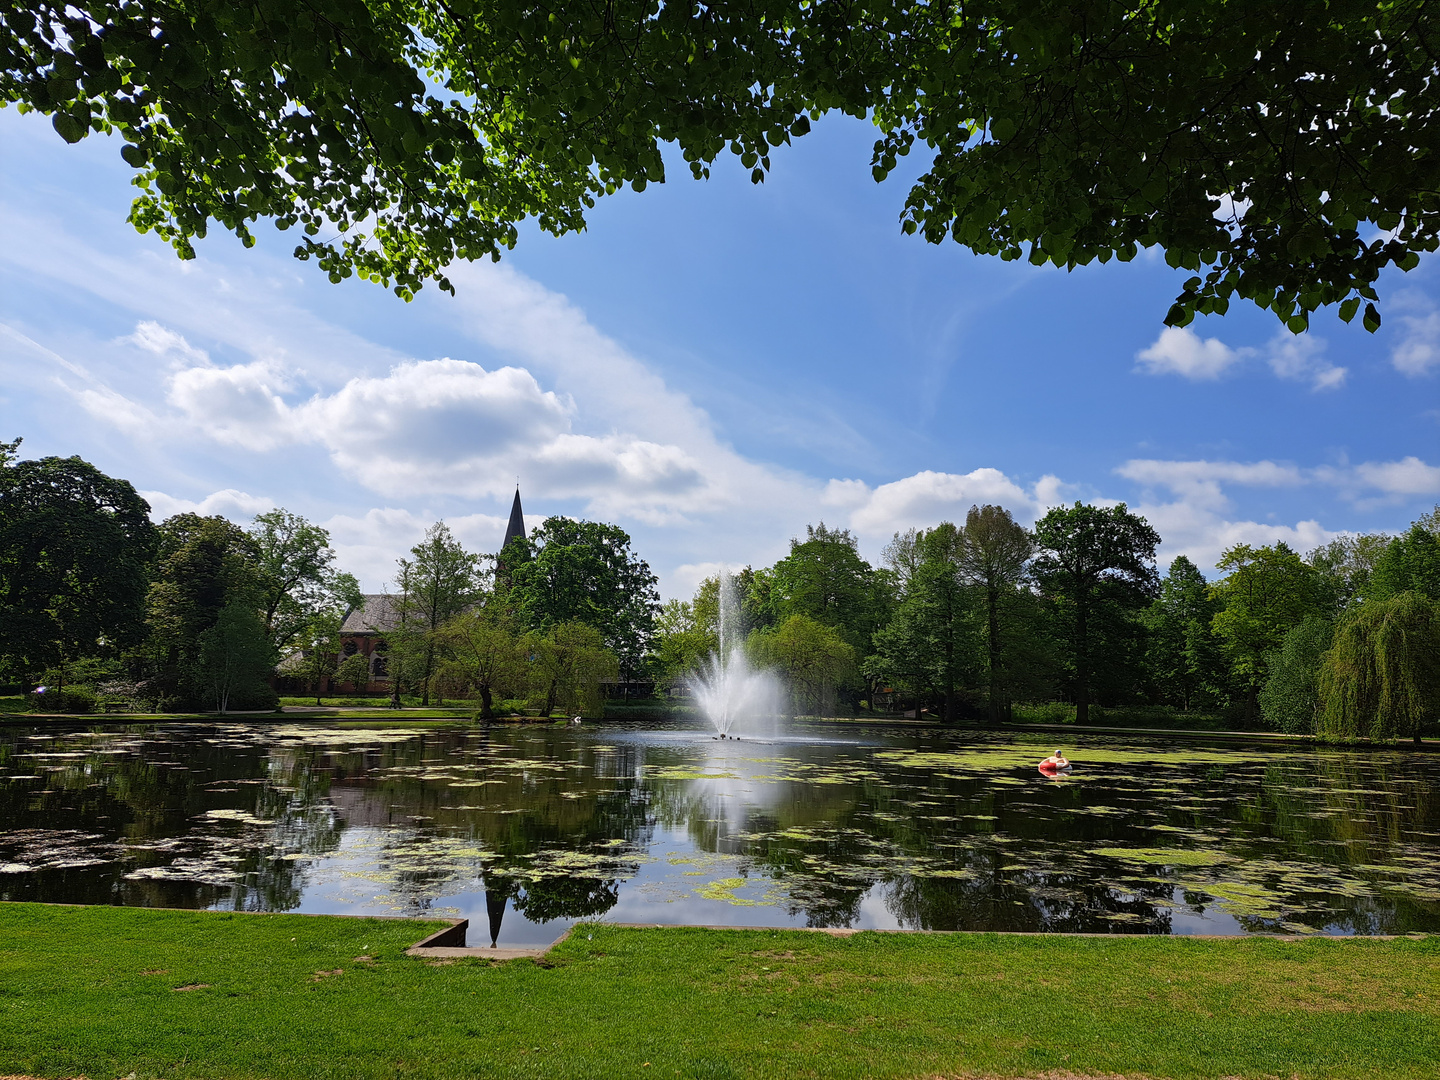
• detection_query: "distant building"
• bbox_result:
[336,593,404,692]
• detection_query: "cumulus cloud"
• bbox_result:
[138,488,276,521]
[1390,291,1440,377]
[1134,326,1244,380]
[1134,326,1345,390]
[167,358,297,449]
[1265,332,1346,391]
[844,468,1045,538]
[1314,456,1440,505]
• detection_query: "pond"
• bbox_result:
[1,721,1436,945]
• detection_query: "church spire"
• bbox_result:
[502,486,525,553]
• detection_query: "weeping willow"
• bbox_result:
[1318,593,1440,743]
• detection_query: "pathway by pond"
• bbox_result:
[1,722,1435,946]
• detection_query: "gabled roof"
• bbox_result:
[340,594,403,635]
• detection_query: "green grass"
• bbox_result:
[1,904,1436,1079]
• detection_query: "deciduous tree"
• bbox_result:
[1210,543,1324,721]
[0,451,157,685]
[249,508,360,653]
[8,2,1434,330]
[395,522,482,705]
[1032,503,1159,725]
[1318,593,1439,744]
[954,504,1033,724]
[506,517,658,682]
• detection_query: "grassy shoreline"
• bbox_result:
[1,903,1436,1079]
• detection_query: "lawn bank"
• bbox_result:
[1,904,1436,1080]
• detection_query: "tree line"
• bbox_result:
[652,503,1440,742]
[2,439,1435,739]
[0,441,658,716]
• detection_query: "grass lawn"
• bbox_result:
[1,904,1436,1079]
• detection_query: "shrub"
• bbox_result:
[31,687,96,714]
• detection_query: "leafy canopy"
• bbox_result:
[5,0,1434,326]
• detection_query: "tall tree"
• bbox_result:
[954,504,1033,724]
[1210,542,1324,721]
[0,452,157,685]
[771,523,889,660]
[1143,556,1230,712]
[1367,509,1440,602]
[870,522,976,723]
[248,509,359,653]
[148,514,260,661]
[1032,502,1159,725]
[505,517,659,682]
[1307,533,1394,614]
[192,601,277,712]
[395,522,481,706]
[1259,617,1333,736]
[1318,593,1439,744]
[10,2,1434,331]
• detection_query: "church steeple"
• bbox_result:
[502,487,525,553]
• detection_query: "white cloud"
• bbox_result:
[166,358,298,450]
[1134,327,1244,380]
[1134,326,1347,390]
[323,507,511,590]
[138,488,276,521]
[72,383,159,437]
[1390,291,1440,376]
[1116,458,1304,511]
[1315,456,1440,504]
[1265,332,1346,391]
[845,468,1041,538]
[125,321,209,365]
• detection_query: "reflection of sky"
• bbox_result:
[5,722,1438,947]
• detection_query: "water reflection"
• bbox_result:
[1,722,1437,944]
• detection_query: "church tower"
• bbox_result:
[501,487,525,555]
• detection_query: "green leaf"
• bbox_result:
[1338,297,1360,323]
[1362,302,1381,333]
[52,112,85,144]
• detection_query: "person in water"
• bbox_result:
[1043,749,1070,768]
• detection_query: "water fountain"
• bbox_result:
[690,568,783,739]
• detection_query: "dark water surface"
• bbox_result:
[2,721,1436,945]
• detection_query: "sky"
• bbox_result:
[2,107,1437,600]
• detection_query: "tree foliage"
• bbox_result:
[395,521,482,704]
[1143,556,1229,712]
[192,600,276,711]
[954,504,1032,723]
[249,508,359,653]
[10,1,1431,327]
[1367,510,1440,602]
[1032,502,1158,724]
[1210,542,1324,716]
[1318,593,1440,743]
[0,452,156,678]
[506,517,658,680]
[751,613,854,718]
[1258,616,1333,736]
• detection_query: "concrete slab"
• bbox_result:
[405,945,549,961]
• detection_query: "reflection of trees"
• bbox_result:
[513,876,619,922]
[4,725,1438,936]
[319,726,654,921]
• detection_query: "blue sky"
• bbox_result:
[2,107,1437,598]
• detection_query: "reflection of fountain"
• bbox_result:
[691,569,783,738]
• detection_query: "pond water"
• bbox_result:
[1,721,1437,945]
